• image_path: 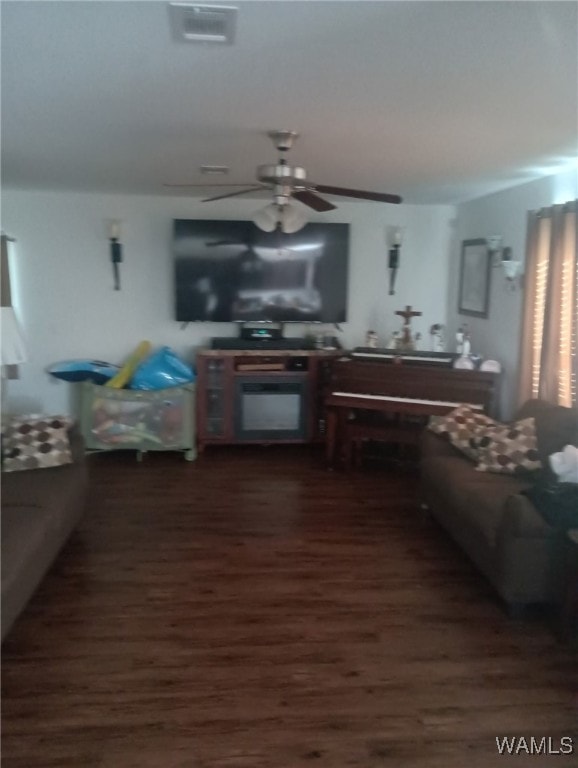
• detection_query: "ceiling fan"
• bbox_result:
[165,130,402,232]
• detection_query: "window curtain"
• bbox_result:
[518,201,577,408]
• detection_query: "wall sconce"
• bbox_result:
[108,220,123,290]
[487,236,522,290]
[501,250,522,282]
[386,226,403,295]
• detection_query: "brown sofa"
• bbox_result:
[420,399,578,612]
[1,426,89,641]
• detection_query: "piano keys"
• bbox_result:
[351,347,460,366]
[330,391,485,411]
[325,356,499,467]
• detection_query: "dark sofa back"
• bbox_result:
[515,399,578,468]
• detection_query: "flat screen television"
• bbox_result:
[173,219,349,323]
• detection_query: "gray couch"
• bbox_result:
[420,399,578,612]
[1,426,89,641]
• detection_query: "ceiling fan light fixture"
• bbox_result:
[252,202,307,234]
[280,203,308,234]
[252,203,279,232]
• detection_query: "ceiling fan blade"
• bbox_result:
[293,190,336,212]
[313,184,402,205]
[202,186,266,202]
[163,183,257,188]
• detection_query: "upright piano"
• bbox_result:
[325,349,499,467]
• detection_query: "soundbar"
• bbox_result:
[211,337,314,351]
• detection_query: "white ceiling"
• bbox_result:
[1,0,577,205]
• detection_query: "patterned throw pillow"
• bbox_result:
[475,417,542,475]
[2,415,73,472]
[428,404,497,460]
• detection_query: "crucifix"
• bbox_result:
[395,305,422,348]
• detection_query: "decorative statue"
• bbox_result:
[456,326,465,355]
[429,323,445,352]
[392,305,422,352]
[456,324,471,357]
[365,330,379,348]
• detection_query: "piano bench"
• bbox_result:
[342,420,423,469]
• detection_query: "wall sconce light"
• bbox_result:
[386,226,403,295]
[487,236,522,290]
[108,220,123,290]
[501,249,522,282]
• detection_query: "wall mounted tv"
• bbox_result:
[173,219,349,323]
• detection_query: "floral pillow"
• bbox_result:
[475,417,542,475]
[2,415,73,472]
[428,404,497,460]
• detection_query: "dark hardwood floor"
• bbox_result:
[2,447,577,767]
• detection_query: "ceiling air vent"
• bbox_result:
[200,165,229,175]
[169,3,237,45]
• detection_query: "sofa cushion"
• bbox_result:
[427,405,497,460]
[475,417,541,475]
[2,415,73,472]
[421,454,531,547]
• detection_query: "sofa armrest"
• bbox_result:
[499,493,558,539]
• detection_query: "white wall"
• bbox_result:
[448,169,577,419]
[1,189,454,415]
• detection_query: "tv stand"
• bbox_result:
[196,348,342,451]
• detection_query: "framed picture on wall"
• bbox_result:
[458,239,491,318]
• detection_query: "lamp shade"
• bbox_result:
[502,260,521,280]
[1,307,27,366]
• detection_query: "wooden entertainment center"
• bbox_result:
[195,348,342,451]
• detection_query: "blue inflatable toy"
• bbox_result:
[48,359,120,385]
[129,347,195,390]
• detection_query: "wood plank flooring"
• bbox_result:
[2,447,577,767]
